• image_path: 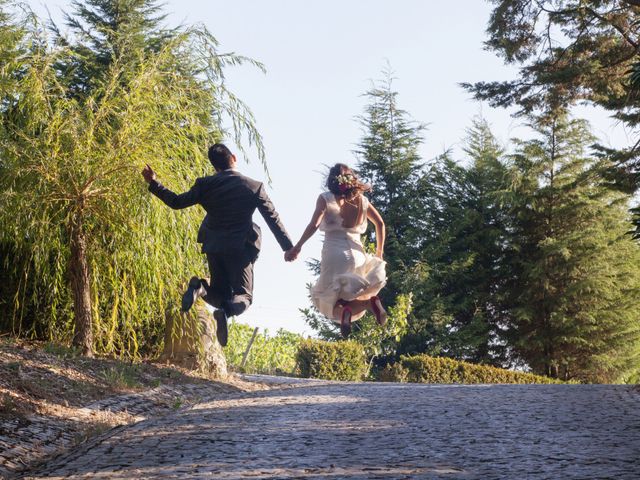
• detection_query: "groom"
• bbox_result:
[141,143,295,346]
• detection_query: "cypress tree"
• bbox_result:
[464,0,640,232]
[504,113,640,382]
[443,118,509,363]
[52,0,174,98]
[399,118,510,364]
[354,68,426,306]
[397,153,469,357]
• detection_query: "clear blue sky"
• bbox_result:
[28,0,630,336]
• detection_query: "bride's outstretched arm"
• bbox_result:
[367,203,386,259]
[290,195,327,256]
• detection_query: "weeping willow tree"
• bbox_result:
[0,2,264,357]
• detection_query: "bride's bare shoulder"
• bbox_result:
[316,192,329,206]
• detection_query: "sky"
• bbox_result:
[26,0,632,336]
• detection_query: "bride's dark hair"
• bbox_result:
[326,164,370,200]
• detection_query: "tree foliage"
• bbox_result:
[225,322,302,375]
[343,71,640,381]
[52,0,174,99]
[464,0,640,228]
[0,1,264,357]
[399,118,510,365]
[503,113,640,382]
[465,0,639,117]
[355,68,427,306]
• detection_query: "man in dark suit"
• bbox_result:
[141,143,294,346]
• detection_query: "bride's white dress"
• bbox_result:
[310,192,387,322]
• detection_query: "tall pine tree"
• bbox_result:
[504,112,640,382]
[355,68,426,307]
[53,0,174,98]
[399,118,510,364]
[464,0,640,231]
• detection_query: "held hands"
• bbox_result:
[284,245,301,262]
[141,164,156,184]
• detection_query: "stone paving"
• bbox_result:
[17,379,640,479]
[1,381,247,479]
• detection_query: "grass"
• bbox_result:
[99,365,144,390]
[0,392,19,417]
[5,361,20,373]
[43,342,81,359]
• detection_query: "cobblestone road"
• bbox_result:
[20,379,640,479]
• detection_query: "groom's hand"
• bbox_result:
[141,164,156,184]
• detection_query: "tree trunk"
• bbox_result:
[69,221,93,357]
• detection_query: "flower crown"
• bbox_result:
[336,173,357,192]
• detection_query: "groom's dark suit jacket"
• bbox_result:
[148,169,293,258]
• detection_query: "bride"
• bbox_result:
[286,164,387,337]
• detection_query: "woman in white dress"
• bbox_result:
[287,164,387,337]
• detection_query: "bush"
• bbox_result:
[226,322,302,375]
[296,339,368,381]
[377,362,409,382]
[399,354,563,384]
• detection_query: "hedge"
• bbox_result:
[378,354,562,384]
[296,339,368,381]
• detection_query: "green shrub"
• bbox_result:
[400,354,563,384]
[226,322,302,375]
[296,339,368,381]
[377,362,409,382]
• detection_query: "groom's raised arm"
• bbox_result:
[148,177,202,210]
[255,184,294,252]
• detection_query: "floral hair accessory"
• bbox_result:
[336,173,356,193]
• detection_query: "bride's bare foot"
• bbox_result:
[370,296,387,326]
[340,306,352,338]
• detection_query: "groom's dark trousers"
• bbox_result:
[148,169,293,316]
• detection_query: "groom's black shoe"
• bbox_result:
[214,308,228,347]
[181,276,207,313]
